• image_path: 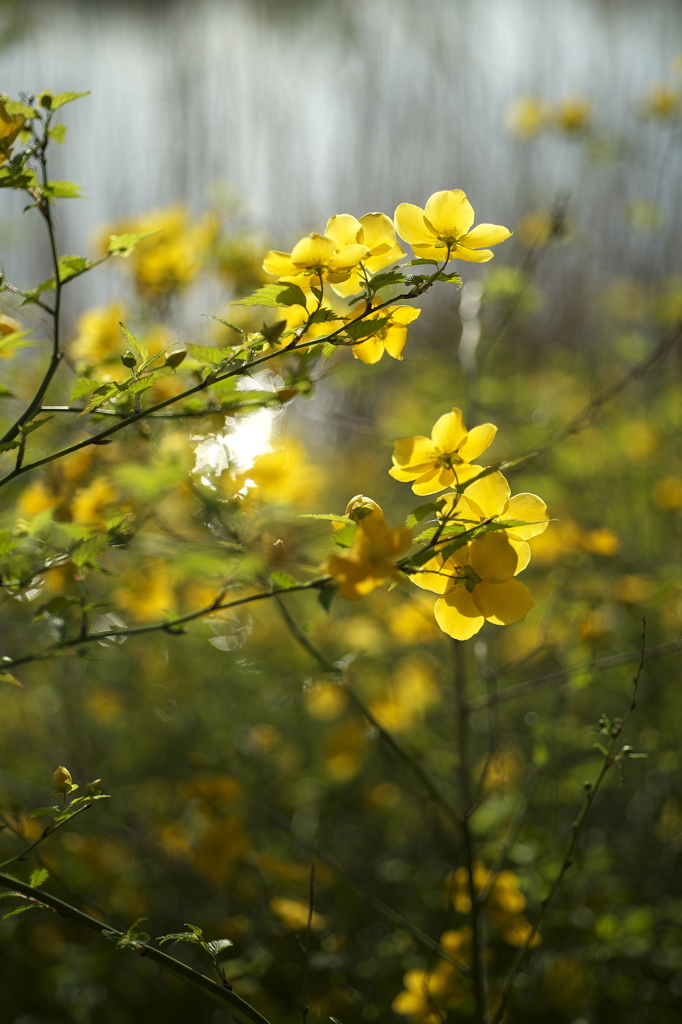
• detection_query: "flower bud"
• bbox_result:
[52,766,77,796]
[86,779,102,796]
[121,351,137,368]
[345,495,384,522]
[165,347,187,369]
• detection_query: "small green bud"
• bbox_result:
[165,348,187,369]
[86,779,102,796]
[39,93,53,110]
[121,351,137,368]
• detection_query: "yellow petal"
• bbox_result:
[381,325,407,360]
[451,245,495,263]
[504,493,549,540]
[329,243,370,271]
[472,578,534,625]
[290,233,335,268]
[412,243,451,261]
[325,214,361,248]
[468,533,519,582]
[391,435,436,471]
[424,190,475,239]
[460,223,512,248]
[352,336,385,364]
[459,423,497,461]
[386,305,421,327]
[510,538,531,574]
[359,212,396,253]
[394,203,436,246]
[435,587,485,640]
[461,471,510,517]
[412,468,450,495]
[263,250,297,277]
[431,408,467,452]
[364,242,405,275]
[410,556,454,594]
[331,269,365,298]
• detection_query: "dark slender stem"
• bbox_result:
[0,801,94,870]
[0,871,272,1024]
[4,579,329,671]
[273,595,462,830]
[300,860,315,1024]
[491,621,647,1024]
[453,640,487,1024]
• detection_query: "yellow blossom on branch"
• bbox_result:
[395,189,511,263]
[0,99,25,164]
[349,303,421,364]
[450,861,541,948]
[412,533,534,641]
[325,506,412,600]
[324,211,405,297]
[389,408,496,495]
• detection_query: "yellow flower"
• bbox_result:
[505,95,550,139]
[395,190,511,264]
[70,302,127,366]
[0,99,25,164]
[324,211,405,297]
[554,95,592,134]
[439,471,549,570]
[269,897,327,931]
[389,408,496,495]
[263,232,368,285]
[450,862,540,948]
[413,533,534,641]
[325,512,412,600]
[640,82,680,120]
[350,304,421,364]
[52,766,77,796]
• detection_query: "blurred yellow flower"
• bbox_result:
[0,99,25,164]
[653,475,682,509]
[325,512,412,601]
[450,862,540,947]
[389,407,496,495]
[395,190,511,263]
[554,95,592,133]
[516,209,556,249]
[350,303,421,364]
[393,929,470,1023]
[303,681,347,721]
[505,95,550,139]
[71,476,118,527]
[370,657,439,733]
[70,302,127,366]
[269,897,326,932]
[413,533,535,641]
[612,574,652,604]
[114,560,176,622]
[325,211,405,297]
[640,82,680,119]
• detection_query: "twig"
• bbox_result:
[467,637,682,712]
[0,801,94,871]
[490,620,648,1024]
[300,860,315,1024]
[0,871,272,1024]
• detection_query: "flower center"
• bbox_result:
[455,564,482,592]
[436,450,464,469]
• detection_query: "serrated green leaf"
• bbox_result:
[185,344,234,366]
[206,938,233,954]
[369,269,405,292]
[345,316,390,341]
[157,931,203,947]
[28,868,49,889]
[4,904,41,919]
[44,180,84,200]
[318,584,338,613]
[70,534,111,569]
[57,255,90,282]
[19,277,55,304]
[321,342,336,359]
[405,503,438,529]
[0,670,21,687]
[107,230,159,258]
[119,323,148,363]
[405,258,440,266]
[47,91,91,111]
[19,415,52,436]
[229,283,308,309]
[47,124,67,144]
[436,272,462,284]
[204,315,246,339]
[270,569,298,590]
[307,307,340,325]
[3,100,36,118]
[69,376,98,401]
[81,382,120,414]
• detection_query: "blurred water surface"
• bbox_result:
[1,0,680,307]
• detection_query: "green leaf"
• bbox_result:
[321,342,336,359]
[405,503,438,529]
[436,272,462,284]
[28,868,49,889]
[270,569,298,590]
[57,255,91,282]
[369,269,406,292]
[185,344,234,367]
[345,316,390,341]
[206,938,233,955]
[4,904,41,919]
[157,931,203,947]
[19,415,53,436]
[318,584,338,613]
[204,315,247,339]
[46,91,91,111]
[47,124,67,145]
[307,307,339,325]
[3,100,36,118]
[0,670,21,687]
[229,283,309,309]
[69,377,98,401]
[332,523,355,548]
[81,382,120,414]
[70,534,111,569]
[119,323,148,363]
[405,258,440,266]
[19,277,56,304]
[106,231,159,258]
[0,329,34,353]
[44,180,84,200]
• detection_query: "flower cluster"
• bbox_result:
[506,94,592,138]
[262,189,510,365]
